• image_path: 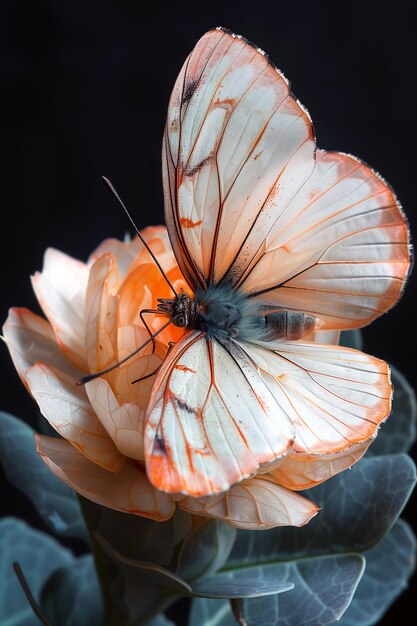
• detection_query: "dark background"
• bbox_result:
[1,1,416,623]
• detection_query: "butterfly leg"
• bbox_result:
[139,308,164,354]
[130,341,176,385]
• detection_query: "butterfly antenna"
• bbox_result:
[102,176,178,297]
[77,316,176,385]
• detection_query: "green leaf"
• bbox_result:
[338,520,416,625]
[96,524,292,614]
[368,365,417,456]
[177,520,291,600]
[95,532,191,622]
[0,517,73,626]
[171,522,417,626]
[176,520,236,582]
[0,411,88,542]
[227,454,416,567]
[239,555,365,626]
[340,329,363,350]
[76,504,192,625]
[189,520,416,624]
[79,501,195,624]
[95,534,193,594]
[41,554,104,626]
[192,568,294,599]
[189,599,237,626]
[81,497,192,568]
[211,455,415,623]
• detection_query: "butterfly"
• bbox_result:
[133,28,411,497]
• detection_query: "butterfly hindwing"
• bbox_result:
[236,338,392,455]
[238,150,410,328]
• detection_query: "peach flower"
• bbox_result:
[3,227,372,530]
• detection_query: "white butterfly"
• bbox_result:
[142,27,410,497]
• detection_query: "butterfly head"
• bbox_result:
[157,292,196,328]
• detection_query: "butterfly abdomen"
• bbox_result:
[194,285,317,342]
[262,311,317,341]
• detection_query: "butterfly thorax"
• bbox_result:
[193,285,267,341]
[157,285,316,342]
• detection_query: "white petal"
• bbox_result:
[117,264,159,327]
[84,254,120,373]
[89,238,140,278]
[35,435,175,520]
[272,441,371,490]
[26,363,124,472]
[111,325,165,406]
[2,307,81,389]
[88,226,174,279]
[86,377,145,461]
[178,476,318,529]
[31,248,90,370]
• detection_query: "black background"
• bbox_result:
[1,1,416,624]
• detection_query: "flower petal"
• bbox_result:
[118,263,161,327]
[35,434,175,520]
[2,307,81,389]
[31,248,90,370]
[126,226,180,277]
[271,441,371,490]
[85,377,145,461]
[26,363,124,472]
[89,238,140,278]
[84,254,120,373]
[88,227,174,279]
[112,325,165,404]
[178,476,318,530]
[117,262,188,346]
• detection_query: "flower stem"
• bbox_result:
[77,496,122,625]
[128,594,178,626]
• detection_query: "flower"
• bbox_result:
[0,226,403,530]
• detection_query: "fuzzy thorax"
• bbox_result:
[194,285,268,341]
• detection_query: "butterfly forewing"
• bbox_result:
[162,28,315,290]
[144,330,392,496]
[144,331,294,496]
